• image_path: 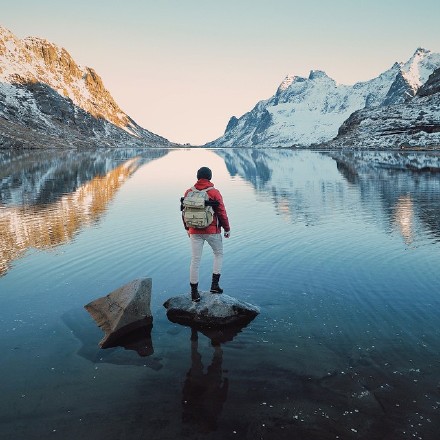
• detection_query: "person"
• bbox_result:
[182,167,230,302]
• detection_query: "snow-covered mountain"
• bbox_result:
[325,66,440,149]
[0,26,170,148]
[207,48,440,148]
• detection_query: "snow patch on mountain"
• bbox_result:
[401,48,440,92]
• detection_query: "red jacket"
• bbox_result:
[183,179,230,235]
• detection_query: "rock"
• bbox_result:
[84,278,152,349]
[163,293,260,328]
[418,67,440,97]
[225,116,239,133]
[110,317,154,357]
[63,309,161,367]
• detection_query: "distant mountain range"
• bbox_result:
[207,48,440,149]
[0,26,171,148]
[1,25,440,150]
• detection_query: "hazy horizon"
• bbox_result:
[2,0,440,144]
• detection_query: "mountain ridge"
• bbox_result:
[324,66,440,149]
[0,25,170,148]
[206,48,440,149]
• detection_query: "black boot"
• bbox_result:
[190,283,200,302]
[210,273,223,293]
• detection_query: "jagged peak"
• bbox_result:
[308,70,331,80]
[278,74,295,90]
[413,47,431,56]
[276,74,306,93]
[403,47,432,69]
[399,47,436,91]
[275,70,333,95]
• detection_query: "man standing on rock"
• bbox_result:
[181,167,231,302]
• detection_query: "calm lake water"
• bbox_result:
[1,148,440,440]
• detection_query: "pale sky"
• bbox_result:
[2,0,440,144]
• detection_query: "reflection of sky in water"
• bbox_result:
[1,148,440,439]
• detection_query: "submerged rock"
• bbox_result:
[84,277,152,349]
[62,308,161,369]
[163,293,260,327]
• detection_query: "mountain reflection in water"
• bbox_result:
[0,148,169,276]
[330,150,440,244]
[216,148,440,244]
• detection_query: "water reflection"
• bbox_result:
[178,320,253,433]
[216,148,440,243]
[62,309,161,369]
[182,328,228,433]
[0,148,169,276]
[101,316,155,357]
[220,148,273,190]
[393,195,415,245]
[217,148,341,226]
[330,150,440,244]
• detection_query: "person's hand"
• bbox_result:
[224,231,230,238]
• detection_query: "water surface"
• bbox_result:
[1,148,439,440]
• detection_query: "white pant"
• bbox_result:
[190,233,223,284]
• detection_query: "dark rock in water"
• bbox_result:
[97,316,154,356]
[84,278,152,349]
[163,293,260,328]
[62,308,161,369]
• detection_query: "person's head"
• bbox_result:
[197,166,212,180]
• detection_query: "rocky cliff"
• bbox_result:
[0,26,170,149]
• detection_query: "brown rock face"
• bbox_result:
[1,29,130,129]
[23,37,81,78]
[0,26,170,147]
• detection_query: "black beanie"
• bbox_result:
[197,167,212,180]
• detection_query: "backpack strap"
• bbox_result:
[189,186,214,194]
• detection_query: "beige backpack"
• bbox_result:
[182,186,214,228]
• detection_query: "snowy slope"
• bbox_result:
[0,26,170,148]
[207,49,440,148]
[326,67,440,149]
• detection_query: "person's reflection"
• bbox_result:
[182,328,229,432]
